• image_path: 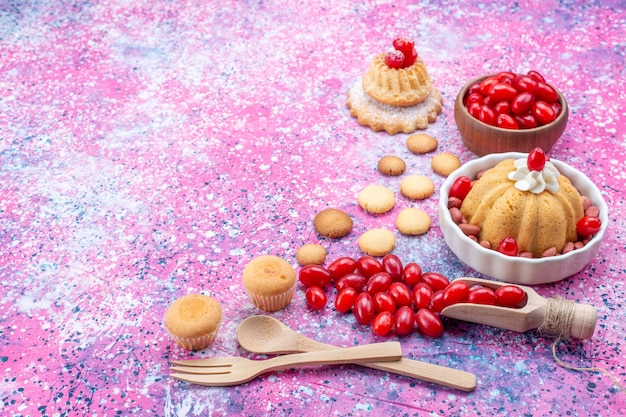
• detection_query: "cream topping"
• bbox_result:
[507,158,560,194]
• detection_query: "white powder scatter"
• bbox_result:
[515,361,528,372]
[17,294,52,316]
[229,248,245,256]
[346,77,443,134]
[354,402,374,412]
[256,222,275,230]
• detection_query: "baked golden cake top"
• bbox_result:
[242,255,296,295]
[362,53,433,106]
[460,156,584,257]
[164,294,222,339]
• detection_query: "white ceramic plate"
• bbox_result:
[439,152,609,285]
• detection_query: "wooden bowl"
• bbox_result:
[454,75,569,156]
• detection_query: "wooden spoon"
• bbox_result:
[440,277,598,339]
[236,315,477,392]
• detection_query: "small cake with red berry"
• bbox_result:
[458,149,585,258]
[347,37,443,134]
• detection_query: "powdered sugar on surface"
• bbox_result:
[1,1,625,416]
[347,79,443,133]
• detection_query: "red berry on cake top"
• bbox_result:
[384,37,419,69]
[402,46,418,67]
[385,50,405,69]
[527,147,546,172]
[392,37,415,56]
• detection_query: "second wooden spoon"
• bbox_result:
[236,315,477,392]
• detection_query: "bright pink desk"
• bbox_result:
[1,1,625,415]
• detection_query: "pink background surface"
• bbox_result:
[1,0,625,416]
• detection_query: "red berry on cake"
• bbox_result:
[402,47,418,67]
[392,37,418,68]
[527,147,546,172]
[385,50,405,69]
[392,37,415,56]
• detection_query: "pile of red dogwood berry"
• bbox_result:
[463,70,562,130]
[300,254,527,338]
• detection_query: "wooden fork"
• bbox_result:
[170,341,402,386]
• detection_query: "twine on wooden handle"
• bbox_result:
[538,296,575,339]
[540,296,625,393]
